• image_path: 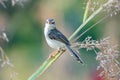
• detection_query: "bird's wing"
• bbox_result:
[48,28,70,45]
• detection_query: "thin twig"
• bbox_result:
[69,6,103,41]
[83,0,91,23]
[73,15,109,42]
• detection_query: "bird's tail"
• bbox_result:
[65,45,84,64]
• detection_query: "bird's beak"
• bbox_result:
[48,22,51,24]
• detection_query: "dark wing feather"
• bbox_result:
[48,28,70,45]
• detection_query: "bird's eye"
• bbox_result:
[51,22,55,24]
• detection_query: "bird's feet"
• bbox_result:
[58,48,65,52]
[48,48,66,59]
[48,50,58,59]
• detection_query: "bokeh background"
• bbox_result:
[0,0,120,80]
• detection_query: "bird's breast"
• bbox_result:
[44,27,64,49]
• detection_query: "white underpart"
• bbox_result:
[44,24,65,49]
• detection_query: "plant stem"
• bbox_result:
[69,6,102,41]
[28,50,65,80]
[83,0,91,23]
[28,3,104,80]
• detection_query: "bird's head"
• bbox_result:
[45,18,56,29]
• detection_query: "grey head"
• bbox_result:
[46,18,55,25]
[45,18,56,29]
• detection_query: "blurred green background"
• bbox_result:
[0,0,120,80]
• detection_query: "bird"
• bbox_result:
[44,18,84,64]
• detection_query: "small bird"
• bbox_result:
[44,18,84,64]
